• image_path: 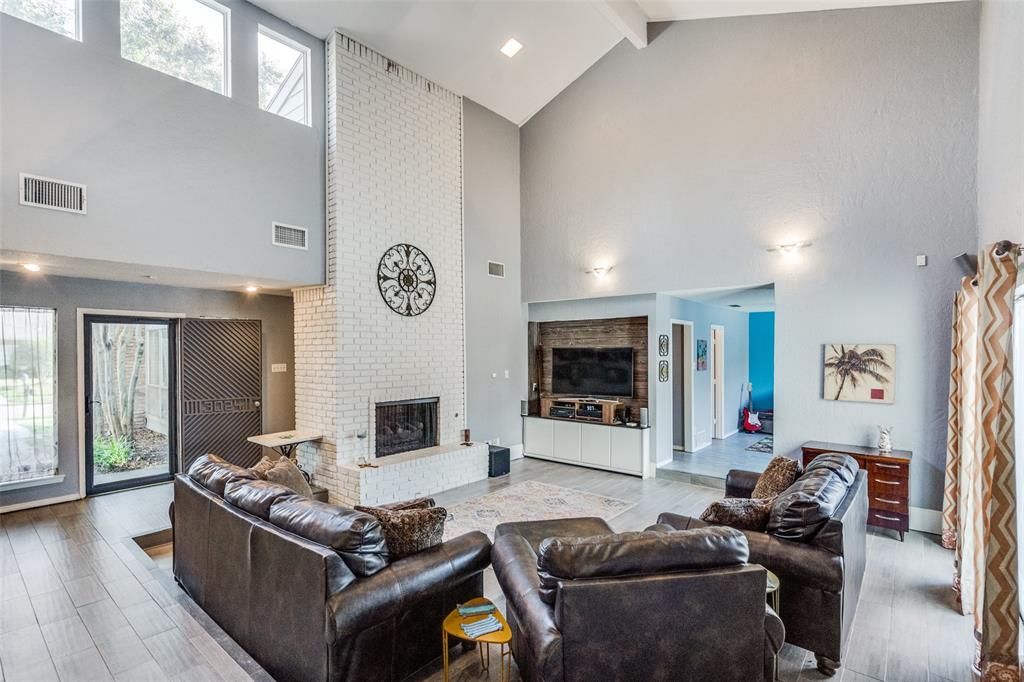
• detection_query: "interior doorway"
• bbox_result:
[672,320,694,452]
[710,324,725,440]
[84,315,177,495]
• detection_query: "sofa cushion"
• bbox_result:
[700,496,774,531]
[536,526,748,604]
[355,504,447,560]
[224,480,301,520]
[249,455,277,480]
[752,456,802,499]
[766,468,851,542]
[187,454,257,497]
[269,497,389,576]
[264,457,313,497]
[805,453,859,486]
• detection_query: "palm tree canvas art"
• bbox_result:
[823,344,896,403]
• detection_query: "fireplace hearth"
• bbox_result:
[376,397,440,457]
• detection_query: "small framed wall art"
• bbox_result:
[658,334,669,356]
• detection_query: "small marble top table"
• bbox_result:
[246,430,322,459]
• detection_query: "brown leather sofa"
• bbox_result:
[172,455,492,682]
[657,453,867,676]
[491,517,785,682]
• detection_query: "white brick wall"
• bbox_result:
[293,33,467,505]
[333,443,488,507]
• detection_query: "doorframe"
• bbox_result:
[710,324,726,440]
[77,309,184,497]
[670,319,695,452]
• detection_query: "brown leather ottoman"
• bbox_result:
[494,517,613,553]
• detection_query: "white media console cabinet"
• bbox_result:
[522,416,652,478]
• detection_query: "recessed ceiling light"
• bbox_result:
[500,38,523,58]
[245,285,259,293]
[22,263,40,272]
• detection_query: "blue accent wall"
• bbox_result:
[748,312,774,410]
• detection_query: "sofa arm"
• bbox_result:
[764,604,785,682]
[492,534,564,682]
[726,469,760,498]
[326,531,491,639]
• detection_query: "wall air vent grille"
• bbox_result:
[487,261,506,278]
[19,173,87,214]
[272,222,308,250]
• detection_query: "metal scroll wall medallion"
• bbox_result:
[377,243,437,317]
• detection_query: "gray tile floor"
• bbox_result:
[659,431,776,484]
[0,458,974,682]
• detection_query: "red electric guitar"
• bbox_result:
[741,384,762,433]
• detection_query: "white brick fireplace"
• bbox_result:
[293,32,487,506]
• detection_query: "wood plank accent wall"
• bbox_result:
[532,316,649,418]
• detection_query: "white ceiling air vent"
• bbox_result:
[272,222,308,250]
[487,261,506,278]
[20,173,87,214]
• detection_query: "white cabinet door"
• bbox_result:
[524,418,553,457]
[610,427,643,473]
[552,421,582,462]
[581,424,611,467]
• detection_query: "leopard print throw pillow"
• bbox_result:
[751,456,801,499]
[699,497,774,531]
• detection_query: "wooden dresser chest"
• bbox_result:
[801,440,912,541]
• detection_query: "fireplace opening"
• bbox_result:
[375,397,439,457]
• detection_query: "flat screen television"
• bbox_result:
[551,347,634,398]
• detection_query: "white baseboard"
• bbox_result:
[1,492,82,515]
[657,454,674,467]
[509,443,524,460]
[722,428,739,439]
[909,506,942,535]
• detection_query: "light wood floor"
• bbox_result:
[0,458,974,682]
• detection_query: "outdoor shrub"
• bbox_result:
[94,436,133,471]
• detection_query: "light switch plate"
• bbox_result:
[271,363,287,373]
[916,254,928,266]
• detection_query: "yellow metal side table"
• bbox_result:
[442,597,512,682]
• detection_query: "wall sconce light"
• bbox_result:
[766,242,812,255]
[586,265,613,279]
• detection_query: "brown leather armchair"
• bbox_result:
[657,453,868,676]
[491,517,784,682]
[172,455,492,682]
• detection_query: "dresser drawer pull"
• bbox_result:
[875,514,901,522]
[875,463,902,470]
[874,497,900,505]
[874,478,901,485]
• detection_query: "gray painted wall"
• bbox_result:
[977,0,1024,247]
[0,272,295,509]
[0,0,325,286]
[521,3,979,512]
[463,99,527,451]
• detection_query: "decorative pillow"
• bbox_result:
[354,504,447,561]
[699,497,774,531]
[264,457,313,497]
[249,456,276,480]
[379,496,435,511]
[751,456,802,499]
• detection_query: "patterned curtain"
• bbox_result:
[941,241,1020,681]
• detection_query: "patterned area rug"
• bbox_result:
[745,436,774,453]
[442,480,636,541]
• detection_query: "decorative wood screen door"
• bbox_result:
[180,319,262,472]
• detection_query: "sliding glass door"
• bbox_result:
[85,315,177,494]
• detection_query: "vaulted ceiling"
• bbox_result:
[250,0,962,125]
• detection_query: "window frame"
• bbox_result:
[0,306,60,491]
[120,0,232,97]
[1,0,82,41]
[257,23,312,126]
